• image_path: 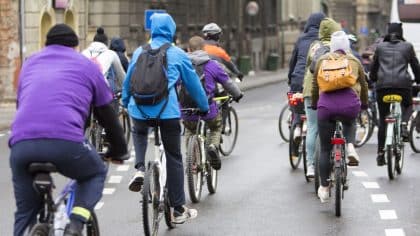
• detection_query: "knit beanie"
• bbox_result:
[388,22,403,38]
[93,27,108,45]
[45,24,79,47]
[330,31,350,53]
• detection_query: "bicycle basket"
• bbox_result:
[287,92,305,114]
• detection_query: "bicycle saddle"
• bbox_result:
[28,163,57,174]
[383,94,402,103]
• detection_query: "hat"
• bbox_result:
[388,22,403,38]
[93,27,108,45]
[45,24,79,47]
[330,31,350,53]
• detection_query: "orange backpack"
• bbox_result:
[317,55,357,92]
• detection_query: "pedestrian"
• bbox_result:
[110,37,129,72]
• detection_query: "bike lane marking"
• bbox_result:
[108,175,123,184]
[103,188,116,195]
[116,165,130,172]
[385,228,405,236]
[379,210,398,220]
[95,202,104,210]
[362,181,380,189]
[371,194,390,203]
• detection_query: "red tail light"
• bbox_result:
[331,138,345,145]
[385,118,396,123]
[301,115,307,121]
[335,150,341,161]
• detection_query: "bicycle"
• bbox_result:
[142,123,175,236]
[409,86,420,153]
[218,96,239,156]
[355,89,376,147]
[382,94,404,180]
[27,159,106,235]
[181,108,218,203]
[278,102,292,143]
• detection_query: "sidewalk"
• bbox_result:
[0,69,288,131]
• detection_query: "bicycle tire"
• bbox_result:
[219,106,239,156]
[164,191,175,229]
[335,167,342,217]
[409,115,420,153]
[142,163,161,236]
[86,212,100,236]
[354,110,374,148]
[386,144,395,180]
[28,223,50,236]
[302,137,310,182]
[289,124,302,169]
[206,162,218,194]
[278,104,291,143]
[186,136,203,203]
[314,136,321,193]
[396,144,404,175]
[120,109,132,150]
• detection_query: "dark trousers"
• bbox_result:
[131,118,185,207]
[10,139,107,236]
[376,88,413,153]
[318,118,356,187]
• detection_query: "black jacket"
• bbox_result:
[370,35,420,90]
[110,37,129,72]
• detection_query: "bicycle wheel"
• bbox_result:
[355,110,374,147]
[163,190,175,229]
[314,136,321,193]
[28,223,50,236]
[186,136,203,203]
[86,212,100,236]
[119,109,132,149]
[409,115,420,153]
[395,144,404,175]
[302,137,310,182]
[278,104,291,143]
[335,166,342,217]
[289,124,302,169]
[219,106,239,156]
[142,163,161,236]
[206,161,218,194]
[386,144,396,180]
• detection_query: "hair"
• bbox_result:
[93,27,108,45]
[188,36,205,51]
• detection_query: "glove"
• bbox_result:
[237,73,244,81]
[198,110,209,116]
[361,104,368,110]
[234,93,244,103]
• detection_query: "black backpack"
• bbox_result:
[130,43,171,106]
[179,62,208,108]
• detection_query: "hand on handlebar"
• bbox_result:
[234,93,244,103]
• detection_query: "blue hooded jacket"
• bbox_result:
[288,12,325,92]
[122,13,209,120]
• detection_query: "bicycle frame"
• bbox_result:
[385,102,402,146]
[151,127,167,203]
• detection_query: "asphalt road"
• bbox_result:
[2,82,420,235]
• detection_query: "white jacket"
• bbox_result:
[82,42,126,92]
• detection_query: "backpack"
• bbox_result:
[317,54,357,92]
[178,62,208,108]
[130,43,171,106]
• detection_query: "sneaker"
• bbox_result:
[207,144,221,170]
[128,170,144,192]
[377,152,386,166]
[317,186,330,203]
[401,124,409,142]
[347,143,360,166]
[306,164,315,178]
[172,206,198,224]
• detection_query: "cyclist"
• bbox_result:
[288,12,325,177]
[9,24,128,236]
[181,36,243,170]
[311,31,368,202]
[370,22,420,166]
[110,37,129,72]
[347,34,363,63]
[123,13,209,223]
[202,23,244,80]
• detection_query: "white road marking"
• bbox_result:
[102,188,116,195]
[371,194,390,203]
[108,175,123,184]
[127,157,135,163]
[94,202,104,210]
[362,181,380,189]
[379,210,398,220]
[385,228,405,236]
[116,165,130,171]
[347,166,358,169]
[0,134,5,137]
[352,171,368,177]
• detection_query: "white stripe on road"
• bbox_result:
[102,188,116,195]
[371,194,390,203]
[127,157,135,163]
[379,210,398,220]
[108,175,123,184]
[117,165,130,172]
[385,228,405,236]
[362,181,380,189]
[0,134,5,138]
[94,202,104,210]
[352,171,368,177]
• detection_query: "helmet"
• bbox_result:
[347,34,357,43]
[202,23,222,36]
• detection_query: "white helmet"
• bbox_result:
[202,23,222,36]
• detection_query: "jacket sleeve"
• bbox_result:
[211,62,242,99]
[409,44,420,84]
[311,59,322,107]
[357,61,369,106]
[370,49,380,83]
[178,54,209,112]
[111,51,126,91]
[122,48,142,108]
[288,41,299,83]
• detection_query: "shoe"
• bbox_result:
[64,223,82,236]
[293,126,302,142]
[172,206,198,224]
[377,152,386,166]
[128,170,144,192]
[207,144,221,170]
[401,123,409,142]
[317,186,330,203]
[347,143,360,166]
[306,164,315,178]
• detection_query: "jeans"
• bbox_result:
[131,118,186,207]
[10,139,107,236]
[304,97,318,166]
